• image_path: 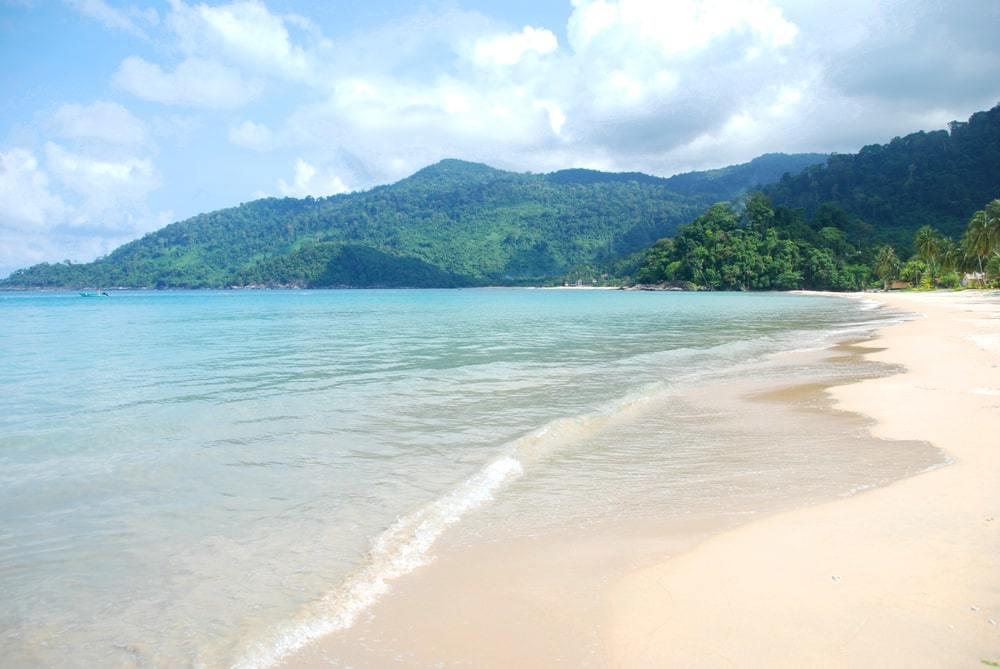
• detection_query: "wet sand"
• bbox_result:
[611,291,1000,667]
[283,306,953,668]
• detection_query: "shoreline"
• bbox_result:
[279,297,956,668]
[610,290,1000,667]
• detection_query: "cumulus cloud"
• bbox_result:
[0,148,68,232]
[472,26,558,66]
[51,101,148,145]
[8,0,1000,274]
[45,142,160,228]
[113,56,263,108]
[567,0,797,56]
[267,0,809,180]
[166,0,322,82]
[0,146,168,275]
[277,159,350,197]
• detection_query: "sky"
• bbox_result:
[1,0,999,276]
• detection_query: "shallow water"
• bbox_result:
[0,289,916,668]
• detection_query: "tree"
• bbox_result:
[914,225,940,285]
[963,209,992,278]
[986,199,1000,260]
[900,258,926,284]
[874,245,901,290]
[938,237,959,274]
[960,199,1000,286]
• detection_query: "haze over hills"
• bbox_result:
[1,153,826,288]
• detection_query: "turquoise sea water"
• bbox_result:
[0,289,906,667]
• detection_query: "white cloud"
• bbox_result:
[0,146,169,275]
[167,0,322,82]
[113,56,263,108]
[51,101,148,145]
[472,26,558,66]
[567,0,797,56]
[9,0,1000,275]
[45,142,160,229]
[46,142,156,193]
[533,100,567,136]
[268,0,810,180]
[229,119,273,149]
[0,148,68,231]
[65,0,159,39]
[277,159,350,197]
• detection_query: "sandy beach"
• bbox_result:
[611,290,1000,667]
[277,291,1000,668]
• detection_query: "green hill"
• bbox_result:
[1,154,826,289]
[632,105,1000,291]
[763,105,1000,253]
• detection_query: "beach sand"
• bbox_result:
[610,290,1000,667]
[281,293,987,668]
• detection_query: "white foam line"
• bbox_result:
[233,455,523,669]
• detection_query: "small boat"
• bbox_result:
[79,292,110,297]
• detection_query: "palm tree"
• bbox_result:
[914,225,940,286]
[939,237,959,274]
[874,245,900,290]
[961,200,1000,286]
[963,210,990,280]
[986,199,1000,260]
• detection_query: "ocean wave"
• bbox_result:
[233,454,523,669]
[231,375,696,669]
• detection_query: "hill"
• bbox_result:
[632,105,1000,291]
[1,154,825,289]
[764,105,1000,252]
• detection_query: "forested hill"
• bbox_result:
[630,105,1000,293]
[764,104,1000,252]
[1,153,825,288]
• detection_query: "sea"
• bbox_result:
[0,289,940,668]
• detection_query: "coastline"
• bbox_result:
[610,290,1000,667]
[279,294,959,668]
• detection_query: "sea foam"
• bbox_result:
[232,454,524,669]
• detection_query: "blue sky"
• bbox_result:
[1,0,999,276]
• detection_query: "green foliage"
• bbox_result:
[900,258,927,284]
[633,196,874,291]
[1,155,826,289]
[631,104,1000,293]
[240,243,473,287]
[938,271,961,289]
[960,199,1000,286]
[874,245,901,289]
[764,105,1000,252]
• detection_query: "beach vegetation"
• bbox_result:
[633,197,873,291]
[874,246,901,290]
[959,199,1000,287]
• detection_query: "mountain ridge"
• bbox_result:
[1,153,827,288]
